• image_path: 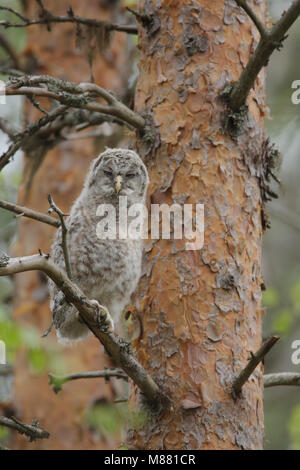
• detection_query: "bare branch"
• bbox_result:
[0,108,124,164]
[47,194,72,279]
[232,335,280,398]
[228,0,300,111]
[4,74,145,130]
[25,94,48,115]
[126,7,147,23]
[0,64,23,77]
[264,372,300,388]
[0,254,162,406]
[0,199,60,227]
[0,416,49,442]
[0,74,145,170]
[0,5,28,23]
[49,368,128,393]
[234,0,267,37]
[0,104,68,171]
[0,4,138,34]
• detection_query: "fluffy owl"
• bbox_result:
[48,148,149,344]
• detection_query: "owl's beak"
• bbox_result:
[115,175,123,194]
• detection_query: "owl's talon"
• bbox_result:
[90,299,114,333]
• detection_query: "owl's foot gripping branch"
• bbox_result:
[0,251,162,407]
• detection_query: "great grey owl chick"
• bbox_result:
[49,148,149,344]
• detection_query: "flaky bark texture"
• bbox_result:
[128,0,266,450]
[12,0,130,450]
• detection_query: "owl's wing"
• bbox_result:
[49,282,73,329]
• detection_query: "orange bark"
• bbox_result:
[128,0,266,449]
[12,0,130,450]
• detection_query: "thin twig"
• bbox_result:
[0,5,28,23]
[264,372,300,388]
[0,5,138,34]
[0,104,68,171]
[126,7,146,22]
[234,0,267,37]
[4,74,145,130]
[0,416,50,442]
[0,108,124,167]
[49,368,128,393]
[0,254,162,406]
[0,73,144,167]
[25,94,48,115]
[0,199,60,227]
[47,194,72,280]
[232,335,280,398]
[228,0,300,111]
[0,65,23,77]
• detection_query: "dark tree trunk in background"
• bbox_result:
[128,0,266,450]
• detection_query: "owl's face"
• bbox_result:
[86,149,149,202]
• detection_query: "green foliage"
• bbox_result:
[272,309,293,335]
[288,405,300,449]
[0,424,10,442]
[0,174,18,244]
[124,0,139,6]
[0,308,21,362]
[86,401,147,440]
[48,374,67,394]
[0,308,66,375]
[87,402,125,439]
[290,279,300,311]
[0,0,26,61]
[263,281,300,336]
[48,352,68,377]
[27,347,48,374]
[262,288,279,307]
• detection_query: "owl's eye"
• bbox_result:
[126,173,136,179]
[103,170,113,177]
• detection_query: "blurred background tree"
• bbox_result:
[0,0,300,450]
[0,0,136,450]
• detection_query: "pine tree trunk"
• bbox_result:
[128,0,266,450]
[12,0,130,450]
